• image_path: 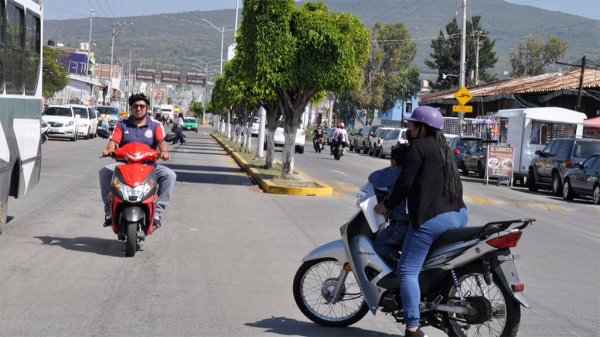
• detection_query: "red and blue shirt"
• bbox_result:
[111,117,165,149]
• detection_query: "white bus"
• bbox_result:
[0,0,43,233]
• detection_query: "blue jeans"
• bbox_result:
[99,163,176,220]
[373,220,409,263]
[398,208,468,329]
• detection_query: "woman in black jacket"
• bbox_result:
[375,106,468,337]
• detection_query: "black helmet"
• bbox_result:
[128,93,150,107]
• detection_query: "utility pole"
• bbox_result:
[86,9,94,76]
[475,31,480,86]
[576,55,587,112]
[109,23,118,103]
[458,0,467,136]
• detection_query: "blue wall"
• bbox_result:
[379,97,420,123]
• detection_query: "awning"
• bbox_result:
[584,116,600,128]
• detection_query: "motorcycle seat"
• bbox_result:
[430,226,485,252]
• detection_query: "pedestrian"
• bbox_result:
[172,113,186,145]
[374,106,468,337]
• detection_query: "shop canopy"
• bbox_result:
[584,117,600,128]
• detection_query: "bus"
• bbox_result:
[0,0,43,233]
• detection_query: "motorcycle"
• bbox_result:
[313,137,324,153]
[293,182,533,336]
[97,128,177,257]
[40,121,49,144]
[333,140,345,160]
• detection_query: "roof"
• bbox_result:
[420,69,600,104]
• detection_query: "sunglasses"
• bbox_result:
[132,104,147,109]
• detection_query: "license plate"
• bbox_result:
[50,127,60,133]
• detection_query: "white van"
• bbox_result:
[493,107,587,183]
[160,104,174,121]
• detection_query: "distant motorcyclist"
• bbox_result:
[99,93,176,229]
[330,123,348,155]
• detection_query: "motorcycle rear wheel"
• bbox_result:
[125,222,138,257]
[444,266,521,337]
[293,258,369,327]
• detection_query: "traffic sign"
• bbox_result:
[453,105,473,113]
[454,87,473,106]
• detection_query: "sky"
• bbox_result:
[43,0,600,21]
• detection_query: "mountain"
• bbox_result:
[45,0,600,79]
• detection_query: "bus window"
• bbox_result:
[25,11,40,95]
[6,3,24,94]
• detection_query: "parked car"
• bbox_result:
[562,153,600,204]
[251,117,260,136]
[271,127,305,154]
[462,140,498,178]
[528,138,600,195]
[371,127,394,157]
[96,106,121,131]
[447,136,483,174]
[348,127,363,152]
[356,125,374,154]
[183,117,199,132]
[71,104,95,139]
[365,125,381,155]
[380,128,408,158]
[42,105,80,141]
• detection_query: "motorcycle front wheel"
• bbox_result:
[293,258,369,327]
[443,266,521,337]
[125,222,138,257]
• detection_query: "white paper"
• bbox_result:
[359,195,386,233]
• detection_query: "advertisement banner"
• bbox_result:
[486,144,514,180]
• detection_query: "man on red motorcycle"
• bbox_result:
[99,93,176,229]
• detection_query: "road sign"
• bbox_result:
[454,87,473,105]
[452,105,473,113]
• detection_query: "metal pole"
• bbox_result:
[109,24,116,102]
[458,0,467,137]
[86,9,94,76]
[576,55,587,111]
[234,0,239,33]
[220,27,224,74]
[475,31,480,85]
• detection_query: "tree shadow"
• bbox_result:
[35,236,125,257]
[244,316,397,337]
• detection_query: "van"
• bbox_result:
[160,104,175,121]
[493,107,587,185]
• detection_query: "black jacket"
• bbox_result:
[383,136,466,229]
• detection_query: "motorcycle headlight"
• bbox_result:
[112,174,156,202]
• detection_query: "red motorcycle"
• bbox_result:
[98,129,176,256]
[313,137,324,153]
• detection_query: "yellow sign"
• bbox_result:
[453,105,473,113]
[454,87,473,106]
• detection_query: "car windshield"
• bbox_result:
[573,141,600,158]
[72,107,89,118]
[44,107,72,117]
[96,107,120,117]
[184,118,196,123]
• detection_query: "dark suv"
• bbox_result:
[528,138,600,195]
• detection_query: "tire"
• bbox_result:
[562,179,575,201]
[293,258,369,327]
[334,150,341,160]
[551,172,562,196]
[297,145,304,154]
[593,184,600,205]
[460,162,469,176]
[125,222,138,257]
[527,169,538,192]
[444,266,521,337]
[477,162,485,179]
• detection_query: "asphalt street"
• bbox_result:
[1,127,598,337]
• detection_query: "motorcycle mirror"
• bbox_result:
[97,128,111,139]
[164,133,178,143]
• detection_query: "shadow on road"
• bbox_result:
[245,316,397,337]
[35,236,124,257]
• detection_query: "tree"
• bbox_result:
[42,46,69,99]
[238,0,370,176]
[348,22,420,126]
[190,101,203,118]
[510,36,568,77]
[425,16,497,90]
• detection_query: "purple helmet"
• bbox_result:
[407,106,444,130]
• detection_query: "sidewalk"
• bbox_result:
[211,132,333,196]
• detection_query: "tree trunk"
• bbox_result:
[282,129,296,175]
[264,129,276,169]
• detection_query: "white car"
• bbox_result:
[42,105,80,141]
[71,104,96,139]
[251,117,260,136]
[380,128,408,158]
[272,127,305,154]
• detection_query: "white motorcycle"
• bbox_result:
[293,183,533,336]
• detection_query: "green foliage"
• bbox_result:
[42,46,69,99]
[425,16,497,90]
[190,101,203,117]
[510,36,568,77]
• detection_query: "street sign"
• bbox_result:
[452,105,473,113]
[454,87,473,105]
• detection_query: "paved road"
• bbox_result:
[1,128,598,337]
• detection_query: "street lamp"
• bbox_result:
[189,57,221,118]
[201,19,228,75]
[109,22,132,94]
[442,73,458,80]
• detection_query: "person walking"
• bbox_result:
[374,106,468,337]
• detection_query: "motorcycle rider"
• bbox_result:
[99,93,176,229]
[313,124,324,149]
[330,122,348,155]
[374,106,467,337]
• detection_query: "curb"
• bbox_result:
[211,133,333,196]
